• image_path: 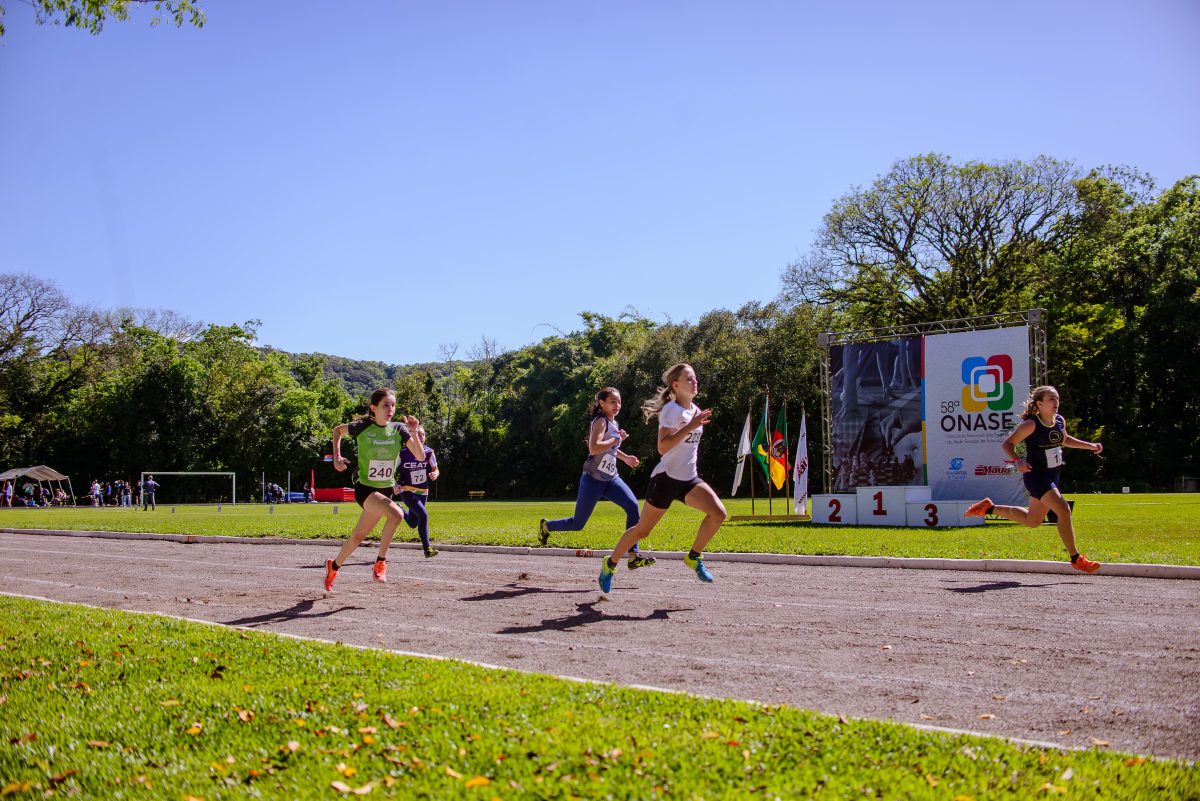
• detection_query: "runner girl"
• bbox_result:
[598,363,726,593]
[538,387,656,570]
[966,385,1103,573]
[394,423,440,559]
[325,388,416,591]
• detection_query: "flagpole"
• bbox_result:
[765,388,773,517]
[748,397,756,516]
[782,397,791,513]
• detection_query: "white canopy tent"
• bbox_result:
[0,465,76,506]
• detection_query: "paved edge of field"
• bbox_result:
[0,590,1084,756]
[4,527,1198,580]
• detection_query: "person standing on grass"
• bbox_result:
[539,387,656,570]
[394,423,441,559]
[142,475,160,511]
[326,388,415,591]
[598,363,726,593]
[966,385,1104,573]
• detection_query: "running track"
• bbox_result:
[1,531,1197,759]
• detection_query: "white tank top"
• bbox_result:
[651,400,702,480]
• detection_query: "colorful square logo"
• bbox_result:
[961,355,1013,412]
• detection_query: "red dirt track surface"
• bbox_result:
[2,531,1197,759]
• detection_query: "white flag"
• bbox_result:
[793,413,809,514]
[731,412,752,495]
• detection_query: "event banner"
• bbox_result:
[924,326,1030,505]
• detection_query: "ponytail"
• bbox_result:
[589,387,620,420]
[363,388,396,422]
[1020,385,1058,420]
[641,363,692,422]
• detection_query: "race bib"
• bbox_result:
[598,454,618,476]
[409,468,428,485]
[1045,447,1063,468]
[367,460,395,481]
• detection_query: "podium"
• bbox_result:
[813,486,983,527]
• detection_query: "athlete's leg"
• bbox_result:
[333,499,385,568]
[990,497,1048,528]
[681,482,727,554]
[1037,488,1081,556]
[404,493,431,551]
[373,494,406,560]
[608,503,669,564]
[602,476,645,556]
[547,475,605,533]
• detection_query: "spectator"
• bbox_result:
[142,475,160,511]
[3,480,12,508]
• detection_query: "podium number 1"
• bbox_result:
[873,491,887,516]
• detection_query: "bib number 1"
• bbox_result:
[1045,447,1063,468]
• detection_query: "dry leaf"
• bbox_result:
[700,732,720,739]
[186,724,203,736]
[978,714,995,720]
[1090,738,1110,747]
[160,699,181,707]
[87,740,109,748]
[925,774,939,787]
[465,776,491,788]
[1124,757,1146,766]
[919,714,934,721]
[992,694,1006,701]
[445,766,463,780]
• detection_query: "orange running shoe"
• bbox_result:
[1071,554,1101,574]
[324,559,338,592]
[373,560,388,583]
[965,498,993,517]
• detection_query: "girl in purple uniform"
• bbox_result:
[394,424,440,558]
[538,387,656,569]
[966,385,1104,573]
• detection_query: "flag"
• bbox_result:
[731,412,752,495]
[751,398,772,484]
[322,454,334,462]
[768,405,789,490]
[793,413,809,514]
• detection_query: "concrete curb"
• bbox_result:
[3,527,1198,580]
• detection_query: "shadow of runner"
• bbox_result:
[498,601,693,635]
[462,582,595,602]
[222,599,365,627]
[944,580,1082,594]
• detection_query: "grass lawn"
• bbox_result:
[1,596,1195,800]
[3,494,1198,566]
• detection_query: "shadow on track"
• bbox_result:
[498,601,693,634]
[222,599,365,627]
[461,582,595,602]
[943,579,1082,594]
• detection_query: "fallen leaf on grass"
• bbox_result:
[464,776,490,788]
[700,732,720,740]
[186,723,203,736]
[331,780,377,795]
[2,782,32,796]
[160,699,181,707]
[237,709,255,723]
[1090,738,1110,747]
[49,770,77,785]
[445,767,464,780]
[924,774,939,787]
[1124,757,1146,766]
[86,740,109,748]
[1038,783,1066,795]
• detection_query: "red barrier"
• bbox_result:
[314,487,354,503]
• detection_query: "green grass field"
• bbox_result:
[2,493,1198,565]
[1,597,1195,800]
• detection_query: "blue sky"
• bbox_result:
[2,1,1197,365]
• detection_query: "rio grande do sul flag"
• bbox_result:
[768,405,789,490]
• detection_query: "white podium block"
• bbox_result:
[904,485,932,503]
[950,501,984,527]
[907,501,952,527]
[811,494,858,524]
[856,486,907,526]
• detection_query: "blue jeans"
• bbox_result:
[547,474,641,552]
[399,491,431,551]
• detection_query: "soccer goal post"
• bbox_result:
[139,472,237,505]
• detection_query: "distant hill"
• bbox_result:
[274,350,459,400]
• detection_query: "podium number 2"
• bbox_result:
[828,498,842,523]
[873,491,887,516]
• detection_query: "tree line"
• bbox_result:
[2,155,1195,498]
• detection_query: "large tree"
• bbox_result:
[1,0,204,37]
[782,153,1079,327]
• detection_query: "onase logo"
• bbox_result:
[960,355,1013,412]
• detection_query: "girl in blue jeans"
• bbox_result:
[539,387,656,569]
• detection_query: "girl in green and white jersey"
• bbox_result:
[324,387,418,591]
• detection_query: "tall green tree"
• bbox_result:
[1,0,204,38]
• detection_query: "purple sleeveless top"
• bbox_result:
[582,416,620,482]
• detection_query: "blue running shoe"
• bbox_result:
[683,553,714,583]
[598,558,617,593]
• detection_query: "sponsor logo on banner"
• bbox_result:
[974,464,1013,476]
[946,456,968,481]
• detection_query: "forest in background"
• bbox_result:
[2,155,1196,498]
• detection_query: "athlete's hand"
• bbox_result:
[429,468,440,481]
[622,454,641,468]
[618,428,630,442]
[1092,442,1103,455]
[333,455,349,472]
[692,408,713,427]
[1015,458,1031,473]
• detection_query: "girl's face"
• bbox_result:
[671,366,698,400]
[599,393,622,418]
[413,426,426,445]
[1035,390,1060,418]
[370,395,397,424]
